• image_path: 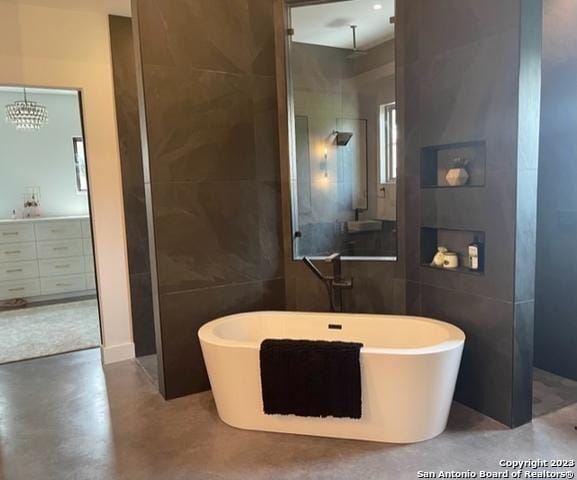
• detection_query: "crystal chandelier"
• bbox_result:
[5,88,48,130]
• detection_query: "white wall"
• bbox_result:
[0,0,134,363]
[0,90,89,218]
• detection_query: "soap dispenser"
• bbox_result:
[468,236,485,272]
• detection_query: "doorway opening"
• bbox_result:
[0,85,101,364]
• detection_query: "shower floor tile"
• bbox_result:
[533,367,577,417]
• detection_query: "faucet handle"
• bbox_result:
[332,278,353,289]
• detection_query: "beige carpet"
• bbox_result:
[0,299,100,364]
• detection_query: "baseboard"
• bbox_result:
[101,342,135,364]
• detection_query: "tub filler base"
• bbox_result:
[199,312,465,444]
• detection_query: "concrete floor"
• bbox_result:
[1,350,576,480]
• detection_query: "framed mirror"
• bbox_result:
[281,0,397,261]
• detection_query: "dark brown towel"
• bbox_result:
[260,339,363,419]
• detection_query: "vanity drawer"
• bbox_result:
[0,278,41,300]
[0,260,39,281]
[81,220,92,239]
[37,239,83,259]
[82,238,94,256]
[35,221,82,241]
[39,256,84,277]
[0,242,37,262]
[41,274,86,295]
[0,223,35,244]
[85,273,96,290]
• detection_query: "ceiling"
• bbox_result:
[291,0,394,50]
[13,0,131,16]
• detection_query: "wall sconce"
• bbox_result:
[320,146,329,178]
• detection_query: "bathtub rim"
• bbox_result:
[198,311,465,356]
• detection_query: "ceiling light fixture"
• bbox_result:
[373,3,383,10]
[346,25,368,59]
[5,88,48,131]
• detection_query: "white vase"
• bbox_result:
[445,168,469,186]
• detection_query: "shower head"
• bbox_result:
[334,131,354,146]
[346,25,367,59]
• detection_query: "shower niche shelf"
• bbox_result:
[421,140,486,188]
[420,226,485,275]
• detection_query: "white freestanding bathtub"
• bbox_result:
[198,311,465,444]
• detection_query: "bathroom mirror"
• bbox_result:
[284,0,397,260]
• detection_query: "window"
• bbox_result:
[73,137,88,193]
[379,102,397,184]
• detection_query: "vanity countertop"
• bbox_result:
[0,215,89,225]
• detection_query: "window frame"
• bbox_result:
[73,136,88,194]
[379,102,397,184]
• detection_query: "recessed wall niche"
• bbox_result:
[421,141,486,188]
[421,227,485,275]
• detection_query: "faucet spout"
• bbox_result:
[324,252,342,278]
[303,256,330,283]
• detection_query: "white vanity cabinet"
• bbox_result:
[0,216,97,302]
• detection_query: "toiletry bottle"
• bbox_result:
[468,236,484,272]
[11,209,16,219]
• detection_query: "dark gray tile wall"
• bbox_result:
[109,15,156,358]
[535,0,577,382]
[132,0,285,398]
[130,0,543,427]
[397,0,542,427]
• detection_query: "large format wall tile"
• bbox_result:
[129,272,156,356]
[252,75,281,181]
[342,261,396,314]
[135,0,542,421]
[256,181,284,281]
[399,0,542,428]
[136,0,252,74]
[134,0,284,398]
[143,66,256,184]
[535,0,577,382]
[122,187,150,275]
[512,300,534,427]
[248,0,276,76]
[159,279,285,398]
[416,0,519,60]
[420,284,515,425]
[152,181,264,293]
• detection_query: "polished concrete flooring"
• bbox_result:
[0,299,100,364]
[1,350,576,480]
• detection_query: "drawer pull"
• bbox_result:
[55,264,70,269]
[5,250,21,254]
[6,268,23,273]
[56,283,72,287]
[8,287,25,292]
[51,229,64,233]
[2,232,18,236]
[53,247,69,251]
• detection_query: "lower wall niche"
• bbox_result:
[421,227,485,275]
